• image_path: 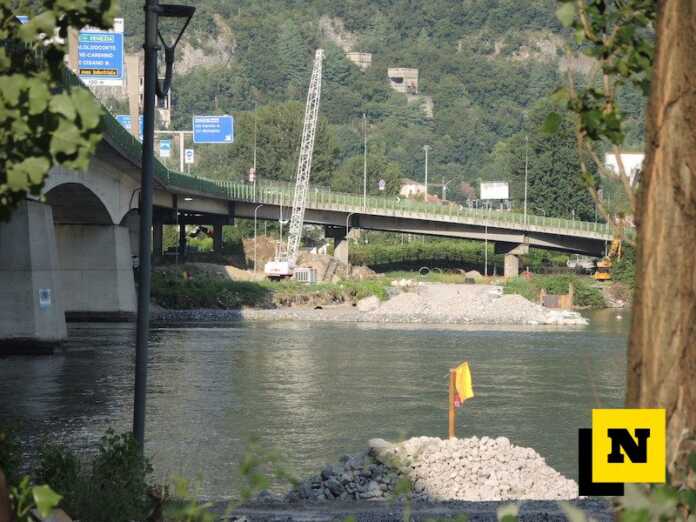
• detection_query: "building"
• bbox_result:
[346,52,372,71]
[387,68,419,94]
[604,152,644,185]
[400,179,426,198]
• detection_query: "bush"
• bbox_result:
[36,430,153,522]
[504,274,606,308]
[0,426,21,485]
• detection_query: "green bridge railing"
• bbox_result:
[215,180,612,237]
[62,68,613,239]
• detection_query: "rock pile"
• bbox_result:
[284,436,578,503]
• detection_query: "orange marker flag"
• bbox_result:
[453,361,474,407]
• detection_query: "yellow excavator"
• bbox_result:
[594,238,622,281]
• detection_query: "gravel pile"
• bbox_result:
[368,284,587,325]
[284,436,578,503]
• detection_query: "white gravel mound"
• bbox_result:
[284,436,578,503]
[372,436,579,501]
[369,284,587,325]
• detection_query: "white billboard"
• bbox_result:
[480,181,509,200]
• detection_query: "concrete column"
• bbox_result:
[152,223,163,258]
[504,254,520,279]
[0,201,67,349]
[54,224,137,320]
[178,224,187,257]
[213,224,224,253]
[334,236,349,265]
[495,242,529,279]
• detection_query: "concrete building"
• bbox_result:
[604,152,644,185]
[388,68,419,94]
[399,179,426,198]
[346,52,372,71]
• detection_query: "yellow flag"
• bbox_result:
[454,361,474,401]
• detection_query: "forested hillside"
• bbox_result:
[116,0,645,218]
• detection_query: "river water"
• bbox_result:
[0,311,629,499]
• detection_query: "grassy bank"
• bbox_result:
[503,274,606,308]
[151,267,390,309]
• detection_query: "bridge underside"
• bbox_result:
[232,202,607,257]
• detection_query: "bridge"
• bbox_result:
[0,70,613,347]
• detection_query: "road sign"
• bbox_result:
[78,18,124,86]
[480,181,509,200]
[248,167,256,183]
[17,15,29,23]
[184,149,195,164]
[378,179,386,191]
[193,115,234,144]
[159,139,172,158]
[115,114,143,140]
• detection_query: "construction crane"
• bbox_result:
[265,49,324,279]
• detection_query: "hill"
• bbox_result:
[113,0,644,210]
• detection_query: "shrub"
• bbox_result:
[36,430,153,522]
[0,426,21,485]
[504,275,605,308]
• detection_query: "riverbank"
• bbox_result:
[153,283,588,326]
[151,265,593,326]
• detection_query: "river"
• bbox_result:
[0,310,629,499]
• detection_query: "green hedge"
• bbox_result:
[504,274,606,308]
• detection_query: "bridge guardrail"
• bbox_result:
[61,68,617,240]
[217,181,613,239]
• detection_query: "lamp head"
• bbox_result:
[155,4,195,98]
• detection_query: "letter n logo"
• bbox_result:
[607,428,650,463]
[592,409,665,484]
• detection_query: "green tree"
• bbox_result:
[0,2,115,221]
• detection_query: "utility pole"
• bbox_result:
[134,0,160,450]
[524,134,529,225]
[253,101,257,200]
[363,113,367,210]
[423,145,430,201]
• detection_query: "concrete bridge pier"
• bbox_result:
[54,224,137,320]
[0,201,67,350]
[213,224,224,253]
[495,242,529,279]
[325,225,349,265]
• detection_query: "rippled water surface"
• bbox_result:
[0,310,629,498]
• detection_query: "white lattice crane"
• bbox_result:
[265,49,324,279]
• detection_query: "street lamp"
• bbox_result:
[524,134,529,225]
[253,204,263,272]
[362,113,367,210]
[423,145,430,202]
[441,178,455,201]
[134,0,195,450]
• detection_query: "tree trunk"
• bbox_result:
[627,0,696,485]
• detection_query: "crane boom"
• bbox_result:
[286,49,324,264]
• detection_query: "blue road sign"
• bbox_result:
[159,139,172,158]
[78,18,124,86]
[17,15,29,24]
[115,115,143,140]
[193,115,234,144]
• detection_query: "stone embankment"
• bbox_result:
[282,437,578,503]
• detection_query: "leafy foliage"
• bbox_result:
[504,274,605,307]
[0,0,115,221]
[114,0,647,212]
[36,429,153,522]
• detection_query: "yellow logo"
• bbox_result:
[592,408,665,483]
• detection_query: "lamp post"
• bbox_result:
[362,113,367,210]
[423,145,430,202]
[253,204,263,272]
[134,0,194,449]
[442,177,455,201]
[524,134,529,225]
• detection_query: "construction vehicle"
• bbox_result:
[593,238,622,281]
[264,49,324,280]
